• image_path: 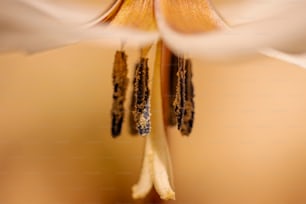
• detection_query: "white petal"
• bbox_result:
[210,0,306,68]
[19,0,107,25]
[0,0,158,53]
[155,0,306,60]
[25,0,124,26]
[211,0,303,25]
[262,49,306,69]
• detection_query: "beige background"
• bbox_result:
[0,0,306,204]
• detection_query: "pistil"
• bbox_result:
[132,42,175,200]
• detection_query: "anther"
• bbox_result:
[129,67,138,135]
[174,57,186,130]
[132,58,151,136]
[180,59,195,136]
[111,51,129,137]
[168,53,179,126]
[173,57,195,136]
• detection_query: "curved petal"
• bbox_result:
[20,0,117,25]
[211,0,302,25]
[0,0,158,53]
[87,0,123,25]
[263,49,306,69]
[155,0,306,60]
[154,0,225,33]
[106,0,157,31]
[210,0,306,68]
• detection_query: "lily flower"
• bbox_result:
[0,0,306,201]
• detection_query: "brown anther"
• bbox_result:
[111,50,129,137]
[133,58,151,136]
[173,57,195,136]
[180,59,194,136]
[167,53,179,126]
[173,57,186,130]
[129,67,139,135]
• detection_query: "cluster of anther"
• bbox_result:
[111,50,151,137]
[111,50,195,138]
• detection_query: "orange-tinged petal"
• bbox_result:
[91,0,123,25]
[107,0,157,31]
[0,0,158,53]
[155,0,306,61]
[159,0,225,33]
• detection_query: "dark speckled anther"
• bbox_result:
[173,56,195,136]
[132,58,151,136]
[111,51,129,137]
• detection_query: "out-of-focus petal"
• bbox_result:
[263,49,306,69]
[87,0,123,25]
[210,0,306,68]
[210,0,302,25]
[19,0,115,25]
[0,0,158,53]
[105,0,157,31]
[155,0,306,60]
[153,0,225,33]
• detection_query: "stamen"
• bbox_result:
[173,57,195,136]
[173,57,186,130]
[168,53,179,126]
[111,50,129,137]
[180,59,195,136]
[129,67,138,135]
[133,58,151,136]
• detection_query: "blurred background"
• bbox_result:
[0,0,306,204]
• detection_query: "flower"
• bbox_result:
[0,0,306,201]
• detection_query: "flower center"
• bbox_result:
[110,46,195,137]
